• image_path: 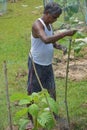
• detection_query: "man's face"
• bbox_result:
[48,13,60,23]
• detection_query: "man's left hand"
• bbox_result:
[61,46,67,55]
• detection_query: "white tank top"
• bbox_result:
[30,18,54,66]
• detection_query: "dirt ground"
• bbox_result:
[53,48,87,81]
[53,24,87,81]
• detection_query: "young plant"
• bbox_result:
[11,89,58,130]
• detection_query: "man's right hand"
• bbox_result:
[66,29,77,36]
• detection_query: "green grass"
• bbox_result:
[0,0,42,129]
[56,79,87,129]
[0,0,87,130]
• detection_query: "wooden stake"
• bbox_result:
[3,61,13,130]
[65,38,72,129]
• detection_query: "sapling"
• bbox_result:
[64,38,72,129]
[4,61,13,130]
[11,90,58,130]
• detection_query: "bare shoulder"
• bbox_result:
[32,19,44,31]
[32,19,44,37]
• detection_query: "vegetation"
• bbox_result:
[11,90,58,130]
[0,0,87,130]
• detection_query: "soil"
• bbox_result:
[53,24,87,81]
[53,49,87,81]
[16,48,87,82]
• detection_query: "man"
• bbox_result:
[27,2,76,99]
[27,2,77,129]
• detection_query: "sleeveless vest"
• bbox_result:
[30,18,54,65]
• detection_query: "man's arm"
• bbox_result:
[53,42,62,49]
[32,20,77,44]
[53,42,67,55]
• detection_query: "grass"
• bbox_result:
[0,0,42,129]
[56,79,87,129]
[0,0,87,130]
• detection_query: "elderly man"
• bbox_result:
[27,2,76,99]
[27,2,77,129]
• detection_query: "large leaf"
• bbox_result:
[68,3,79,13]
[47,97,58,114]
[40,96,58,114]
[39,98,48,109]
[31,92,39,103]
[19,119,29,130]
[19,99,31,105]
[11,92,31,102]
[45,115,55,129]
[64,3,79,18]
[79,42,86,47]
[74,46,81,53]
[75,38,87,44]
[38,111,54,128]
[15,108,28,119]
[73,31,86,39]
[28,103,39,117]
[38,89,50,98]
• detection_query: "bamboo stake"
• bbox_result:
[3,61,13,130]
[65,38,72,129]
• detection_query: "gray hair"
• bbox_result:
[44,2,62,15]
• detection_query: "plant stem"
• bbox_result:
[65,38,72,129]
[3,61,13,130]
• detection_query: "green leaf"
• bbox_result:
[19,99,30,105]
[64,3,79,19]
[45,116,55,129]
[31,92,39,102]
[19,118,29,130]
[64,16,69,21]
[73,31,86,39]
[69,4,79,13]
[11,93,31,102]
[39,89,49,97]
[40,96,58,114]
[39,98,48,108]
[28,103,39,117]
[15,108,28,119]
[37,112,50,127]
[74,46,81,53]
[38,111,54,129]
[41,97,47,104]
[32,128,38,130]
[79,42,86,47]
[47,97,58,114]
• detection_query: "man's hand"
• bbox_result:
[66,29,77,36]
[61,46,67,55]
[53,43,67,55]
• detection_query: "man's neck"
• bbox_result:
[41,15,49,26]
